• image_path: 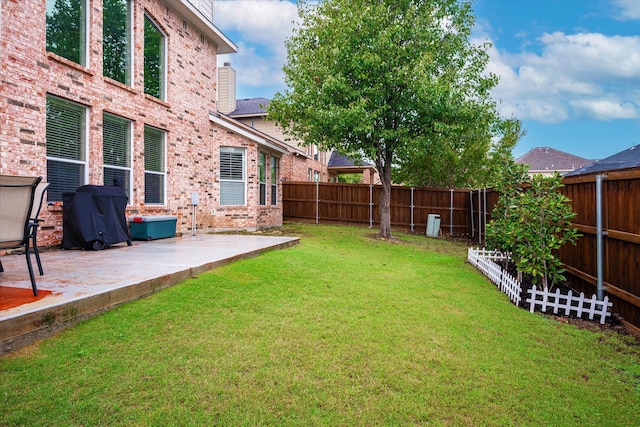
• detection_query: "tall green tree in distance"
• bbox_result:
[269,0,504,238]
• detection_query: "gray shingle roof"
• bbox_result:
[328,151,374,168]
[515,147,593,172]
[228,98,270,116]
[565,145,640,176]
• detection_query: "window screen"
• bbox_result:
[259,152,266,206]
[144,125,165,204]
[270,157,278,205]
[220,147,246,206]
[103,113,131,198]
[46,95,87,201]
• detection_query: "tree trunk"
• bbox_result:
[378,158,393,239]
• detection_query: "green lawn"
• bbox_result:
[1,224,639,426]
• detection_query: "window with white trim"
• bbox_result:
[46,0,88,66]
[259,152,267,206]
[220,147,246,206]
[144,15,166,100]
[103,0,132,85]
[270,156,278,205]
[144,125,166,204]
[46,95,87,202]
[103,113,132,199]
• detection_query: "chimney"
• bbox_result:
[217,62,236,114]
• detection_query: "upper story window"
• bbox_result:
[220,147,246,206]
[144,125,166,204]
[46,0,88,66]
[103,0,132,85]
[46,95,87,202]
[144,15,166,100]
[103,113,132,200]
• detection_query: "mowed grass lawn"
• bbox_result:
[1,224,639,426]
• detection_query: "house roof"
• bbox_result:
[515,147,593,173]
[565,145,640,176]
[171,1,237,54]
[328,152,375,169]
[229,98,271,117]
[209,112,289,155]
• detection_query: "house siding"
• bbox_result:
[0,0,282,247]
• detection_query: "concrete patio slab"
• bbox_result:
[0,233,299,356]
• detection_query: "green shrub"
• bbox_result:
[487,169,580,288]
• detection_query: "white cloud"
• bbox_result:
[215,0,299,48]
[215,0,300,96]
[611,0,640,20]
[488,31,640,123]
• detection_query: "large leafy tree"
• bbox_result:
[269,0,501,238]
[394,118,525,189]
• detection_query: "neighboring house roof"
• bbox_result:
[565,145,640,176]
[229,98,271,117]
[516,147,593,174]
[328,151,375,169]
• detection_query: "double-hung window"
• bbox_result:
[220,147,246,206]
[144,125,166,204]
[46,0,88,66]
[270,157,278,205]
[144,15,166,100]
[46,95,87,202]
[259,152,267,206]
[103,0,132,85]
[103,113,132,199]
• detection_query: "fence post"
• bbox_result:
[315,180,319,224]
[483,188,487,243]
[410,187,415,232]
[369,184,373,228]
[449,189,454,236]
[477,189,482,244]
[469,190,475,239]
[596,174,606,301]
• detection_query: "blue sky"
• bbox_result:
[215,0,640,160]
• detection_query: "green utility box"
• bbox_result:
[129,215,177,240]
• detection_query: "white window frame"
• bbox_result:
[103,112,133,201]
[143,14,167,100]
[103,0,134,86]
[259,152,267,206]
[220,147,246,206]
[144,125,167,205]
[45,95,89,202]
[270,156,278,206]
[46,0,90,67]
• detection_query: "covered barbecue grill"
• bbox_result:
[62,185,132,250]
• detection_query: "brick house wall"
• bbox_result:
[0,0,285,247]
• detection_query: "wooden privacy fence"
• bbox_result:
[282,182,487,237]
[283,177,639,332]
[559,169,640,332]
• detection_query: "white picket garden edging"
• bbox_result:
[467,247,612,324]
[526,286,612,324]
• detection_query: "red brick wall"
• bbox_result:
[0,0,282,247]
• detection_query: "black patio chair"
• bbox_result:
[0,175,43,296]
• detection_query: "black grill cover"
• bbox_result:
[62,185,132,250]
